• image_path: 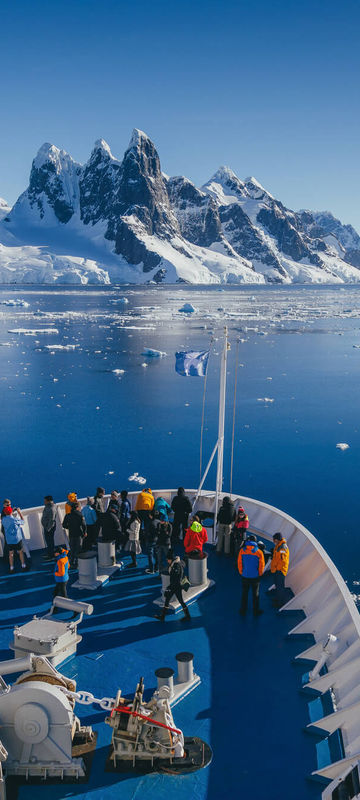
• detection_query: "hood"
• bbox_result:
[245,540,258,552]
[191,521,203,533]
[67,492,77,502]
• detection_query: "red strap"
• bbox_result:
[111,705,182,735]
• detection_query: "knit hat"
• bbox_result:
[190,521,202,533]
[3,506,12,516]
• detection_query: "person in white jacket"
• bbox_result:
[124,511,141,567]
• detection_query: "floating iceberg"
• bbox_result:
[257,397,274,403]
[43,344,78,351]
[336,442,350,451]
[112,368,125,375]
[1,299,30,307]
[142,348,167,357]
[109,296,129,304]
[178,303,196,313]
[8,328,59,335]
[128,472,146,485]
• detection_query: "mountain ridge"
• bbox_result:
[1,129,359,285]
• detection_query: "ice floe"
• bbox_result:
[112,369,125,375]
[109,296,129,304]
[128,472,146,485]
[257,397,274,403]
[142,348,167,357]
[8,328,59,335]
[1,298,30,307]
[336,442,350,450]
[43,344,78,351]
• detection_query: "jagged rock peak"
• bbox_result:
[128,128,152,150]
[244,176,273,199]
[92,138,116,159]
[33,142,78,171]
[210,165,240,184]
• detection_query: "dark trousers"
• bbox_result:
[164,585,187,610]
[147,544,158,572]
[69,534,82,566]
[53,582,68,600]
[44,525,56,557]
[83,524,97,550]
[172,515,188,542]
[274,571,286,607]
[240,577,260,614]
[138,510,150,533]
[157,544,169,571]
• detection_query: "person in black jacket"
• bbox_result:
[156,513,172,571]
[145,512,159,574]
[216,496,236,555]
[171,487,192,543]
[155,550,190,622]
[108,490,121,518]
[100,507,122,547]
[62,502,87,567]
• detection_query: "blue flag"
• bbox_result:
[175,350,209,377]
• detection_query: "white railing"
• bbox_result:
[1,489,360,786]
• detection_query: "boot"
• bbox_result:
[181,606,191,622]
[155,606,167,622]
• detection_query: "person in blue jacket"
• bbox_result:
[237,534,265,617]
[2,507,27,572]
[154,496,171,521]
[82,497,98,550]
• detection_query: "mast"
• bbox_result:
[214,326,228,527]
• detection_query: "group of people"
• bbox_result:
[1,488,290,620]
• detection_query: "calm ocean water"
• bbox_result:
[1,283,360,590]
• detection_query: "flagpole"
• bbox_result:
[214,326,229,532]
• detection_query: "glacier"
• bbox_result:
[0,130,359,285]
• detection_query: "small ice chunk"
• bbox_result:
[128,472,146,485]
[1,299,30,307]
[112,369,125,375]
[108,470,114,475]
[353,345,360,349]
[141,362,148,367]
[336,442,349,451]
[257,397,274,403]
[178,303,196,313]
[266,377,273,380]
[109,296,129,304]
[142,348,167,357]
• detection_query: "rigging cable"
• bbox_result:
[199,337,214,483]
[229,338,240,498]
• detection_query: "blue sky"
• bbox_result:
[1,0,359,228]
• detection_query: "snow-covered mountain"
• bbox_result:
[1,130,359,284]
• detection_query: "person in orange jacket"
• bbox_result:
[184,517,208,559]
[270,533,289,608]
[135,488,154,535]
[238,534,265,617]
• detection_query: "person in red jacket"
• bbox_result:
[184,516,208,559]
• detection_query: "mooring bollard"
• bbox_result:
[98,540,115,569]
[176,652,194,684]
[77,551,98,588]
[188,553,208,586]
[155,667,174,697]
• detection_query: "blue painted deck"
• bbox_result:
[0,549,323,800]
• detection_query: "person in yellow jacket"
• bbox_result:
[271,533,289,608]
[135,488,154,534]
[65,492,77,515]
